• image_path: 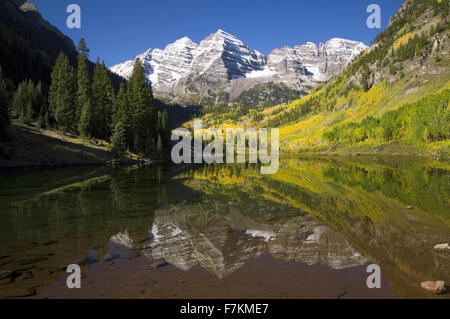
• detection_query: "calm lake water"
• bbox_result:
[0,157,449,299]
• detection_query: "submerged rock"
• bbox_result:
[420,281,446,295]
[434,243,450,251]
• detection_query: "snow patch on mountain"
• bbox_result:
[110,30,367,102]
[245,67,277,79]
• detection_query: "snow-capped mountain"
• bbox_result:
[110,30,367,105]
[272,38,369,82]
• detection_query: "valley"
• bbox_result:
[0,0,449,302]
[181,0,449,157]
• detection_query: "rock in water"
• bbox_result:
[434,243,450,251]
[420,281,446,295]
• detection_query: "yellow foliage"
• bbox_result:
[394,32,413,49]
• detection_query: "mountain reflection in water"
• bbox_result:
[117,203,367,279]
[0,157,448,298]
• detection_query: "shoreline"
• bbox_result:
[1,125,448,173]
[0,125,166,172]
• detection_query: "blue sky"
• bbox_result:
[32,0,404,67]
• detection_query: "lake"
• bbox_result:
[0,157,449,299]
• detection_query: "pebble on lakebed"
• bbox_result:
[434,243,450,251]
[420,281,446,295]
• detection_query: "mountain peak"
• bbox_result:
[18,1,38,13]
[137,48,153,59]
[174,36,196,44]
[110,31,368,105]
[213,29,238,39]
[326,37,367,46]
[167,36,198,51]
[215,28,227,35]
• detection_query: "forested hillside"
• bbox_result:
[195,0,449,156]
[0,1,195,167]
[0,0,124,91]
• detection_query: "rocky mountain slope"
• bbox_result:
[110,30,367,106]
[193,0,449,156]
[0,0,77,86]
[0,0,124,90]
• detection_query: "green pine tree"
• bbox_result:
[77,39,93,137]
[78,100,93,138]
[113,82,133,149]
[49,53,78,133]
[38,103,47,129]
[48,54,63,120]
[11,79,44,124]
[35,82,45,120]
[127,58,156,155]
[113,83,126,126]
[77,38,90,59]
[111,120,127,158]
[92,59,114,140]
[12,81,25,118]
[156,134,163,155]
[361,65,371,92]
[157,111,162,131]
[162,109,168,131]
[24,98,33,124]
[26,80,36,119]
[161,109,169,152]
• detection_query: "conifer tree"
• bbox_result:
[361,65,371,92]
[77,38,90,58]
[77,39,93,137]
[38,102,50,129]
[111,120,127,157]
[162,109,168,132]
[13,81,30,123]
[157,111,162,131]
[156,109,169,154]
[35,82,45,118]
[127,58,156,155]
[156,134,163,155]
[25,80,35,120]
[0,67,10,140]
[11,80,44,124]
[113,82,133,149]
[92,59,114,140]
[48,54,63,120]
[113,83,127,126]
[161,109,169,152]
[78,100,93,138]
[49,53,77,132]
[12,82,25,120]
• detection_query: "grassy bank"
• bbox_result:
[0,124,138,169]
[285,141,449,158]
